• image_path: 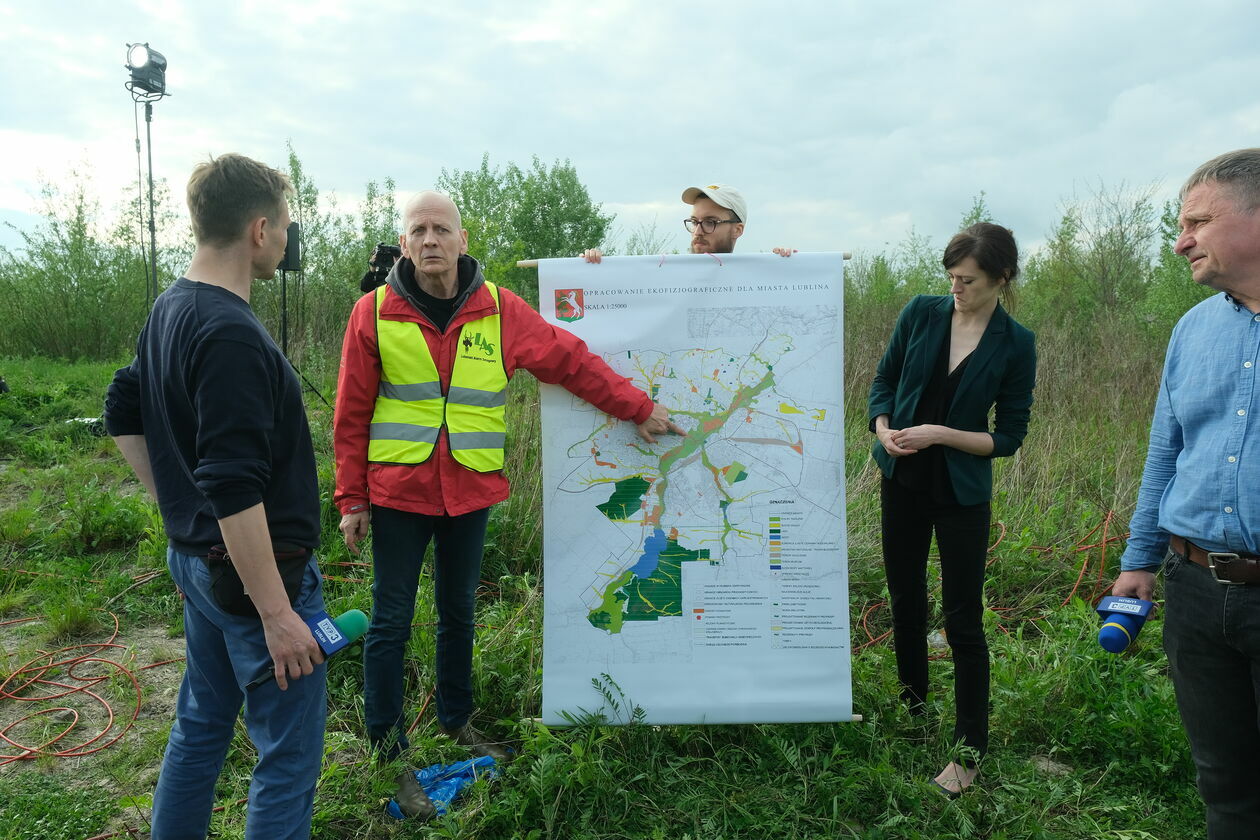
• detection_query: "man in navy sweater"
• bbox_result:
[105,153,326,840]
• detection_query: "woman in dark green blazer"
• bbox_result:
[867,223,1036,797]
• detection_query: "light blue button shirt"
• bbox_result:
[1122,293,1260,571]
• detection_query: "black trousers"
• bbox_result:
[880,477,991,763]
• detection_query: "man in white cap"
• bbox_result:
[583,183,791,261]
[680,183,746,254]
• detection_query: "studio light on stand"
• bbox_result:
[124,43,170,309]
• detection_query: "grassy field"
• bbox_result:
[0,310,1202,840]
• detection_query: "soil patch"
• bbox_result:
[0,617,185,774]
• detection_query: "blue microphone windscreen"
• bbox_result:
[1098,622,1132,653]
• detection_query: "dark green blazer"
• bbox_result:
[867,294,1036,506]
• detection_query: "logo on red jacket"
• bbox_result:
[555,289,584,322]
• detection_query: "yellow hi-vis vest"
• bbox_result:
[368,282,507,472]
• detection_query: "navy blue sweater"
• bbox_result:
[104,278,320,556]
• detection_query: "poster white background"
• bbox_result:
[537,253,850,724]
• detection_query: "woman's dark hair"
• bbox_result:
[942,223,1019,307]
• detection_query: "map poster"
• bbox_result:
[536,253,852,726]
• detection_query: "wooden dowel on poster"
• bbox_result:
[518,253,851,268]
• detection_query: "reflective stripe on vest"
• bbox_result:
[368,282,507,471]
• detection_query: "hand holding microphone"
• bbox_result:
[1095,596,1155,653]
[248,608,369,691]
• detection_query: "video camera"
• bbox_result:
[360,242,402,292]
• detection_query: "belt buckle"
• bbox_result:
[1207,552,1246,585]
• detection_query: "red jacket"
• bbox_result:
[334,258,654,517]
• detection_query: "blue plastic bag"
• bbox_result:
[385,755,499,820]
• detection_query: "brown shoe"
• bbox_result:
[441,722,510,763]
[393,770,436,820]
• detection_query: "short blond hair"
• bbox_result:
[186,153,293,246]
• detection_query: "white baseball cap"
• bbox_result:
[682,184,747,224]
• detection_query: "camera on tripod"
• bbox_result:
[360,242,402,292]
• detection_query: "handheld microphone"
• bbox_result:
[1095,596,1155,653]
[246,608,368,691]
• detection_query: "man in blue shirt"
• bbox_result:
[1117,148,1260,840]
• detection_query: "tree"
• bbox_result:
[1064,182,1158,312]
[437,154,614,305]
[615,219,672,257]
[894,227,940,298]
[958,191,994,228]
[1017,182,1159,331]
[1142,199,1208,337]
[0,173,174,359]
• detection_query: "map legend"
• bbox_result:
[769,515,782,570]
[762,506,839,581]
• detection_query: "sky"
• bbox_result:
[1,0,1257,263]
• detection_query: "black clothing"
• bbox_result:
[881,477,991,764]
[894,322,971,505]
[868,295,1036,505]
[104,278,320,556]
[388,256,479,333]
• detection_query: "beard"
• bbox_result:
[690,240,735,255]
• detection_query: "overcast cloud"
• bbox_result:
[1,0,1257,262]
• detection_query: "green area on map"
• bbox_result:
[595,476,651,522]
[588,536,711,632]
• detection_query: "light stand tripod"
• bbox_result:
[125,43,169,310]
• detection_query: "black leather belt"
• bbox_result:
[1170,535,1260,585]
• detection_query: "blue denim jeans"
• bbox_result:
[1163,549,1260,839]
[151,548,327,840]
[363,505,490,757]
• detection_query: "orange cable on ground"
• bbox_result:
[0,611,178,768]
[408,688,437,735]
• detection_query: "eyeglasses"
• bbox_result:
[684,218,739,234]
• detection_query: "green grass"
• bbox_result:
[0,332,1204,839]
[0,772,118,840]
